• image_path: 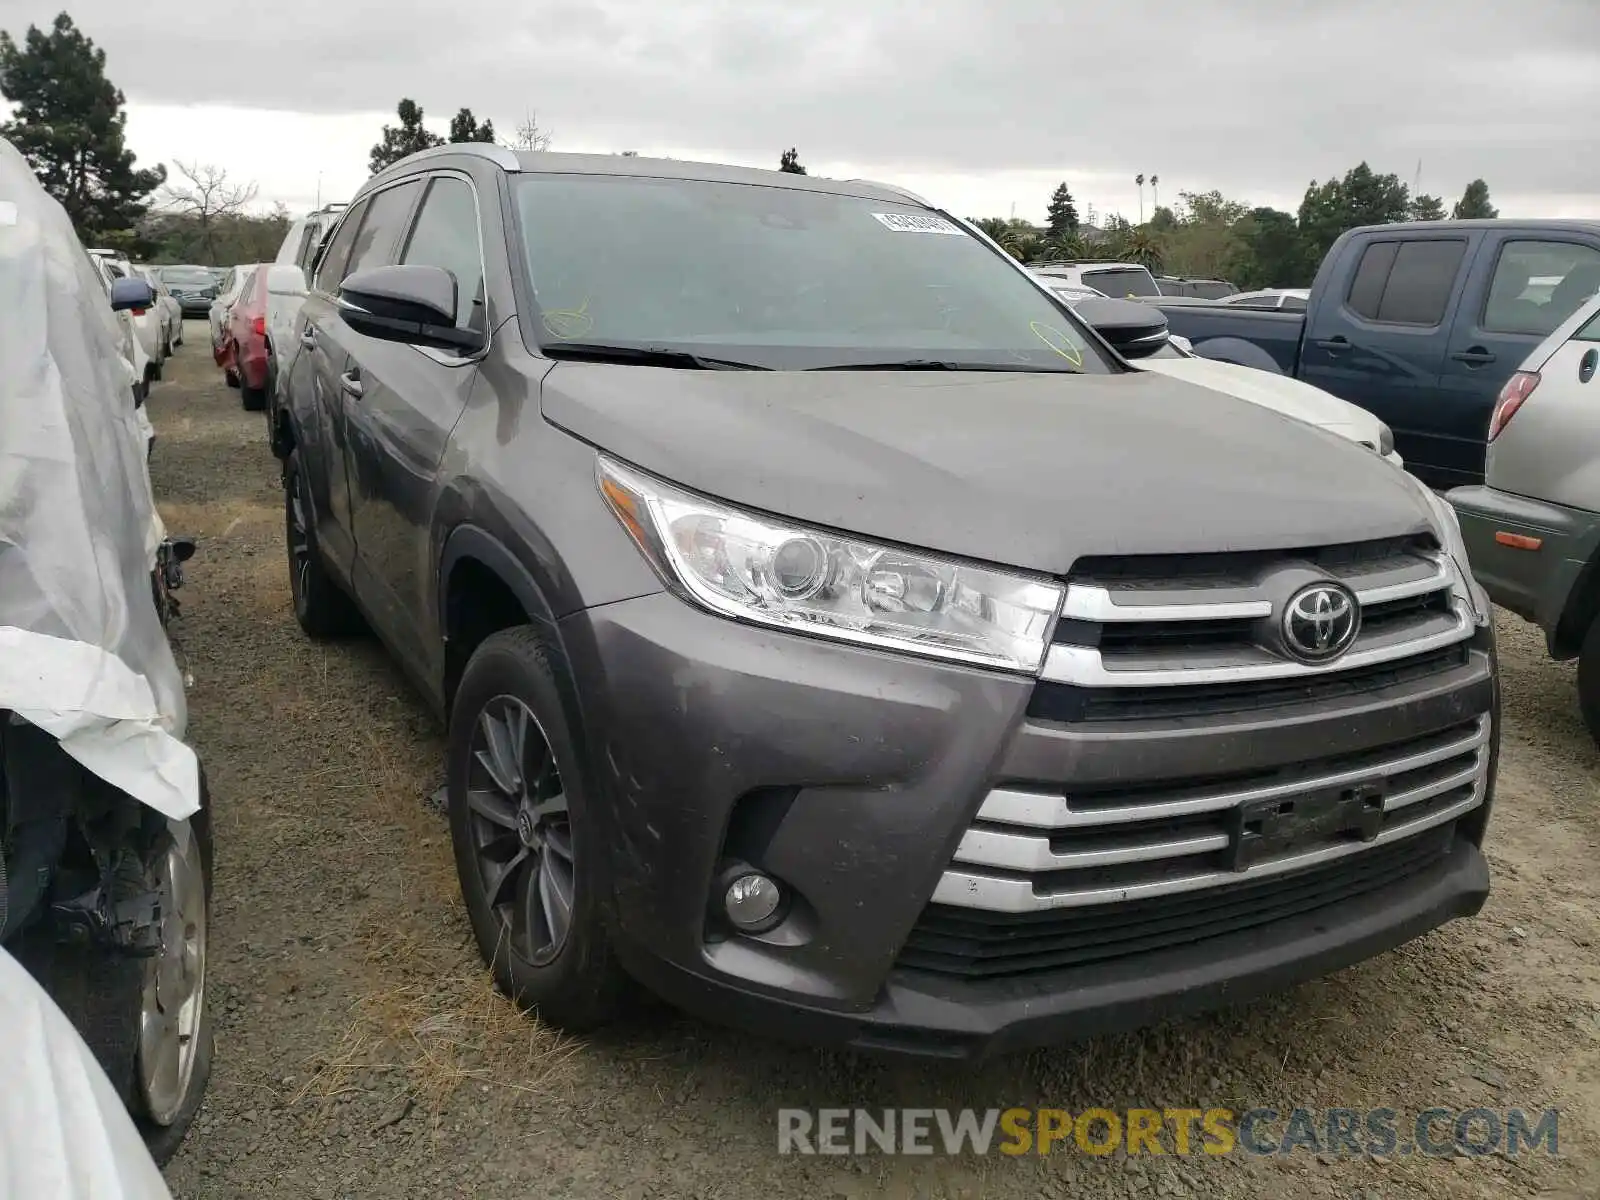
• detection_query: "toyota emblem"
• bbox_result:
[1282,582,1360,663]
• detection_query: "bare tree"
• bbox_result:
[507,110,553,153]
[159,160,259,261]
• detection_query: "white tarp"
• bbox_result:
[0,947,172,1199]
[0,138,198,820]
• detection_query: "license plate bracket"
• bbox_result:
[1225,782,1386,872]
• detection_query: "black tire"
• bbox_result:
[284,451,363,637]
[1577,616,1600,748]
[241,379,266,411]
[224,348,240,389]
[448,627,630,1030]
[23,777,215,1167]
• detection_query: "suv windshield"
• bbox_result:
[158,266,215,286]
[511,174,1110,373]
[1079,267,1161,298]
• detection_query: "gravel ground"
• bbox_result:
[149,327,1599,1199]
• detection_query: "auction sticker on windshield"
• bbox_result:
[871,212,965,235]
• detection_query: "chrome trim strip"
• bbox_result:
[976,716,1489,830]
[1061,585,1271,623]
[1039,601,1474,686]
[951,828,1231,872]
[931,786,1485,913]
[1352,560,1452,606]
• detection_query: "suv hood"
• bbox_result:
[542,364,1436,574]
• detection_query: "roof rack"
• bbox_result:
[372,142,523,181]
[843,178,931,206]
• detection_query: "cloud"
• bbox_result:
[9,0,1598,219]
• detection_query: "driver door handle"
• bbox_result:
[1450,346,1497,367]
[1314,335,1352,353]
[339,369,364,399]
[300,326,318,348]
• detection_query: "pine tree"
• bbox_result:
[369,99,445,173]
[1409,193,1446,221]
[779,148,807,175]
[448,107,496,145]
[0,13,166,241]
[1045,182,1080,240]
[1452,180,1498,220]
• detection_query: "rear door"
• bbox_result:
[1439,233,1600,481]
[290,196,370,575]
[1300,231,1480,486]
[342,172,485,665]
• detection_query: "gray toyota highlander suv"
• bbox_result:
[277,144,1500,1057]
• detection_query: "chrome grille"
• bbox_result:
[1041,538,1473,688]
[931,714,1490,914]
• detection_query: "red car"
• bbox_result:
[218,265,269,411]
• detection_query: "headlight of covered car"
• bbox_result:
[597,456,1065,672]
[1418,483,1490,625]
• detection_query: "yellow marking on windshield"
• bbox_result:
[542,297,593,339]
[1030,321,1084,367]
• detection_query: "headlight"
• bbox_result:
[597,456,1065,672]
[1419,484,1489,625]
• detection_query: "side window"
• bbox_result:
[1484,240,1600,337]
[399,176,486,330]
[342,181,424,281]
[1576,310,1600,343]
[314,198,369,292]
[1346,239,1465,326]
[1346,241,1399,320]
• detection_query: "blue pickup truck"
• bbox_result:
[1158,220,1600,489]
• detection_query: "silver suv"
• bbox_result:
[1450,290,1600,741]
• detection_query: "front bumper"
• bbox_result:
[560,590,1498,1058]
[1449,484,1600,636]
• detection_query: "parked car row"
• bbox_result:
[251,145,1497,1059]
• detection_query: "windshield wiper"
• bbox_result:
[808,359,1072,372]
[542,342,771,371]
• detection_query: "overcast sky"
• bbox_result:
[8,0,1599,222]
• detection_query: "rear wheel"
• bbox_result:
[284,451,363,637]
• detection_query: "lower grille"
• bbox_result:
[899,825,1453,980]
[932,715,1490,914]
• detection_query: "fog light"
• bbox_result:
[723,872,783,931]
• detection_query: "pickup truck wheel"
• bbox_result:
[284,452,363,637]
[448,628,629,1030]
[240,378,267,412]
[1577,617,1600,748]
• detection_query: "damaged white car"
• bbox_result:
[0,138,211,1177]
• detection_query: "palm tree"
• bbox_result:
[1121,228,1164,273]
[1150,174,1159,212]
[1135,173,1145,224]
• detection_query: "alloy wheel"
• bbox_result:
[137,823,207,1126]
[463,695,575,966]
[285,478,311,612]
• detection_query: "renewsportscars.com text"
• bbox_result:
[776,1107,1559,1158]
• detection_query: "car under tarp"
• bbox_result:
[0,137,198,822]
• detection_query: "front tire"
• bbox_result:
[284,451,363,637]
[448,628,629,1030]
[23,779,215,1167]
[1576,616,1600,747]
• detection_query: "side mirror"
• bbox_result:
[1073,296,1170,360]
[337,265,485,355]
[110,276,157,314]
